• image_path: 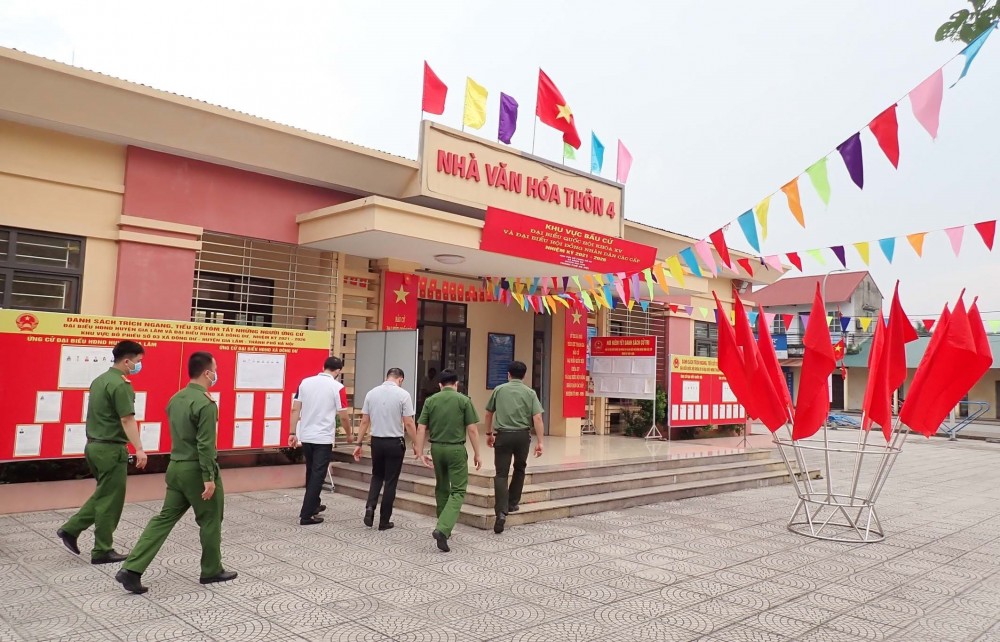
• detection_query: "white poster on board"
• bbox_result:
[140,423,161,452]
[14,425,42,457]
[233,421,253,448]
[721,382,736,403]
[235,392,255,419]
[263,420,281,446]
[134,392,148,422]
[681,381,700,403]
[63,424,87,455]
[235,353,286,390]
[264,393,283,419]
[58,346,115,389]
[34,392,63,423]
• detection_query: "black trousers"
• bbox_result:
[493,430,531,516]
[366,436,406,523]
[300,442,332,519]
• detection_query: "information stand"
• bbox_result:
[0,310,330,461]
[589,336,660,439]
[666,355,748,442]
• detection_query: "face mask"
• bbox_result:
[129,361,143,375]
[208,371,218,387]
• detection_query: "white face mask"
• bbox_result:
[208,370,218,387]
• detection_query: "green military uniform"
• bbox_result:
[60,367,135,560]
[486,380,543,516]
[122,383,224,579]
[418,388,479,538]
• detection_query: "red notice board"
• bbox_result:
[667,355,747,428]
[0,310,330,461]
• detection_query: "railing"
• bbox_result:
[938,401,992,440]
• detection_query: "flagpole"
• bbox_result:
[531,116,538,155]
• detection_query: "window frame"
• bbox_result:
[694,320,718,358]
[0,226,85,314]
[192,271,276,327]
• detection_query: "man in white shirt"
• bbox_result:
[289,357,352,525]
[353,368,416,531]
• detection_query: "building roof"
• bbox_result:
[747,271,872,307]
[843,333,1000,369]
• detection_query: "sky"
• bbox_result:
[1,0,998,323]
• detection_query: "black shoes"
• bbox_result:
[300,515,324,525]
[56,529,80,555]
[432,529,450,552]
[378,522,394,531]
[494,513,506,534]
[363,508,375,527]
[315,504,327,515]
[115,569,148,594]
[92,550,128,565]
[508,504,521,512]
[200,570,238,585]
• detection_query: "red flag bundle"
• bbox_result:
[900,295,993,436]
[756,303,792,415]
[733,294,788,431]
[713,292,755,417]
[860,314,893,440]
[792,284,836,440]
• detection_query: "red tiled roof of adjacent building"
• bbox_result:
[747,271,871,306]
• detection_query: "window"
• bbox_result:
[192,272,274,327]
[828,312,842,334]
[694,321,718,358]
[0,226,84,313]
[772,314,787,335]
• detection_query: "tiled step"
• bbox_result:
[332,464,819,530]
[330,458,791,508]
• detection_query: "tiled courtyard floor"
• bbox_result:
[2,437,1000,642]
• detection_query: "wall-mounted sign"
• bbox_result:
[418,122,624,239]
[382,271,418,330]
[563,310,589,418]
[590,336,657,401]
[486,333,516,390]
[666,355,747,428]
[480,207,657,273]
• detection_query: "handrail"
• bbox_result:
[939,401,992,440]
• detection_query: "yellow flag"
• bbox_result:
[463,77,488,130]
[853,241,871,265]
[907,232,927,257]
[626,299,635,311]
[859,317,874,332]
[754,197,771,240]
[666,256,685,287]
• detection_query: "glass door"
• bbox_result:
[445,327,471,394]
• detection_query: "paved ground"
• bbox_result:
[2,438,1000,642]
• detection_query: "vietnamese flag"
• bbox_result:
[537,69,582,149]
[733,294,788,431]
[756,303,792,413]
[712,292,755,416]
[900,297,988,436]
[422,62,448,115]
[861,314,893,440]
[792,284,836,440]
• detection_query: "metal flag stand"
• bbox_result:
[772,417,910,544]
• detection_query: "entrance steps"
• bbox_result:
[330,447,819,530]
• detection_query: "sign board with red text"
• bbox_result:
[563,309,589,418]
[589,336,657,400]
[418,121,624,238]
[0,310,330,461]
[480,207,658,273]
[667,355,747,427]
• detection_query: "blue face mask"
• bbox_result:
[129,361,143,375]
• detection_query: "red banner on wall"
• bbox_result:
[480,207,657,273]
[0,310,330,461]
[667,355,747,428]
[591,336,657,357]
[563,308,589,418]
[382,271,418,330]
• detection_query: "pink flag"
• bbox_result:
[909,69,944,140]
[616,140,633,183]
[763,255,785,272]
[693,240,719,275]
[945,226,965,256]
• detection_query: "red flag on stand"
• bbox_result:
[756,304,791,409]
[422,62,448,115]
[861,314,892,440]
[792,285,836,440]
[886,283,918,392]
[536,69,582,149]
[900,297,985,436]
[734,294,787,431]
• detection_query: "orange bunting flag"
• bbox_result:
[906,232,927,257]
[781,179,806,228]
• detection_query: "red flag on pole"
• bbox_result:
[536,69,582,149]
[900,296,989,436]
[860,314,892,440]
[792,284,836,440]
[756,303,793,412]
[886,282,918,392]
[422,62,448,115]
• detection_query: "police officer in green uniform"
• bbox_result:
[414,369,481,552]
[484,361,545,534]
[57,340,148,564]
[116,351,237,594]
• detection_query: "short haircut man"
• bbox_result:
[485,360,545,534]
[289,356,352,525]
[353,367,416,530]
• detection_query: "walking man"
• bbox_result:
[58,340,148,564]
[484,361,545,534]
[289,356,352,525]
[414,370,481,552]
[353,368,416,531]
[116,351,236,594]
